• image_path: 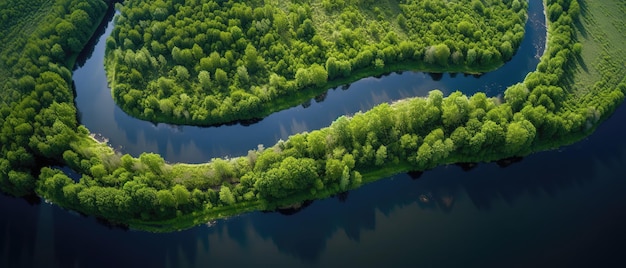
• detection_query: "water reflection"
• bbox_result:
[2,103,625,266]
[9,0,626,266]
[72,5,117,70]
[217,104,626,266]
[0,195,40,267]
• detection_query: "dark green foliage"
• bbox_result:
[0,0,108,197]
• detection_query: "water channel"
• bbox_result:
[73,0,546,164]
[3,0,625,266]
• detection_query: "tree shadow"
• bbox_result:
[576,0,591,39]
[72,4,117,70]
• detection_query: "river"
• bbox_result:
[72,0,546,164]
[2,0,625,266]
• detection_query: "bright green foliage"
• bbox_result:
[106,0,528,125]
[375,145,387,166]
[505,120,536,154]
[2,0,625,233]
[219,185,236,205]
[255,157,318,200]
[172,185,191,206]
[157,190,176,207]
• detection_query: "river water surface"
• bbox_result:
[3,0,625,266]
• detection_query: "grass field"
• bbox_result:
[568,0,626,100]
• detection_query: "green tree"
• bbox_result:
[416,143,433,167]
[279,157,317,191]
[214,68,228,87]
[505,120,536,154]
[504,83,529,112]
[159,98,175,115]
[457,21,473,37]
[3,170,35,196]
[325,158,344,182]
[307,130,327,158]
[466,48,477,65]
[500,41,514,60]
[157,189,177,207]
[325,57,340,79]
[198,70,211,90]
[172,184,191,206]
[442,92,469,131]
[375,145,387,166]
[243,44,263,73]
[139,153,165,174]
[424,44,450,66]
[219,185,236,205]
[134,187,158,212]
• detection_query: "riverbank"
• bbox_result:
[105,0,528,126]
[2,0,624,233]
[117,0,625,232]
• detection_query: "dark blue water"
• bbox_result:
[5,0,625,266]
[2,102,625,267]
[73,0,546,164]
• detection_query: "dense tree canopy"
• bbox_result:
[0,0,109,196]
[2,0,625,232]
[106,0,528,125]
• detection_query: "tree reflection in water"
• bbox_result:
[2,103,625,267]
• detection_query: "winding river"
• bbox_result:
[73,0,546,163]
[3,0,626,266]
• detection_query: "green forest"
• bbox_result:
[0,0,109,196]
[0,0,625,232]
[106,0,528,125]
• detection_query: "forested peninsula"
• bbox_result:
[0,0,624,232]
[105,0,528,125]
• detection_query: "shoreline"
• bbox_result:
[6,0,624,233]
[118,0,625,232]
